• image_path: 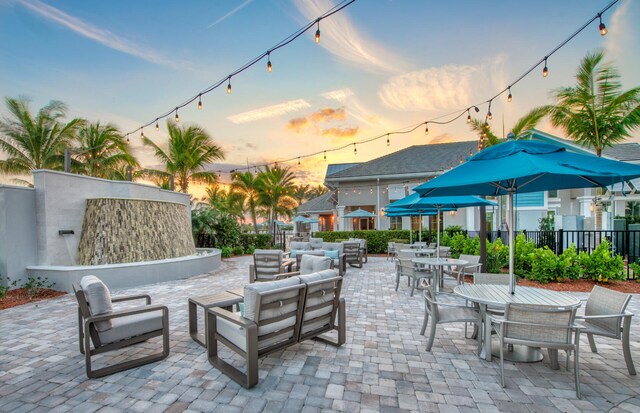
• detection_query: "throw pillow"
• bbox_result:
[324,249,339,260]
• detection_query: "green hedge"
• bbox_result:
[239,234,272,250]
[314,230,411,254]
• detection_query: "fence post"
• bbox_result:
[557,229,564,254]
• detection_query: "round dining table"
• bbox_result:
[453,284,581,362]
[399,248,435,257]
[412,257,468,293]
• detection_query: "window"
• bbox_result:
[548,189,558,198]
[389,216,402,230]
[411,216,422,231]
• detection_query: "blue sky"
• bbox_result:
[1,0,639,188]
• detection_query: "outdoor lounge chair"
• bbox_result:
[490,303,583,398]
[207,270,344,388]
[420,287,480,352]
[73,276,169,378]
[576,285,636,375]
[249,249,294,283]
[343,241,363,268]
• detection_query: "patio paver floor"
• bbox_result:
[0,256,638,412]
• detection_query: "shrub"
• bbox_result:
[245,245,256,255]
[220,246,232,258]
[526,247,559,283]
[486,239,508,273]
[557,244,581,280]
[314,230,411,254]
[240,234,272,250]
[192,207,242,249]
[232,246,244,256]
[0,276,10,300]
[514,233,536,276]
[23,276,55,297]
[448,234,467,258]
[462,236,481,255]
[444,225,465,237]
[579,238,624,282]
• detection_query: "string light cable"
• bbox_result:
[168,0,619,177]
[124,0,356,139]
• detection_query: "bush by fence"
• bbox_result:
[314,230,411,254]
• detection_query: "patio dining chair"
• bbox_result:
[73,276,169,378]
[444,254,482,284]
[396,258,434,297]
[576,285,636,375]
[420,287,481,352]
[490,303,583,398]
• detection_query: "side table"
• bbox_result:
[189,291,243,347]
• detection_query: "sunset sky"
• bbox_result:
[1,0,639,191]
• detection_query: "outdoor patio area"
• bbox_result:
[1,256,639,413]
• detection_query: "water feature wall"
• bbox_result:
[77,198,196,265]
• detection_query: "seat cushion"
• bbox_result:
[299,270,340,334]
[243,277,301,322]
[290,242,311,251]
[98,311,163,344]
[80,275,113,332]
[309,238,324,250]
[216,315,296,352]
[322,242,343,254]
[299,255,332,275]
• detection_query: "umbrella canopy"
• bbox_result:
[344,208,376,218]
[386,194,495,257]
[305,218,320,224]
[415,139,640,293]
[293,216,309,223]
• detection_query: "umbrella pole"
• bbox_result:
[419,213,422,243]
[508,190,515,294]
[437,207,441,259]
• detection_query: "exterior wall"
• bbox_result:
[33,170,190,266]
[0,185,37,285]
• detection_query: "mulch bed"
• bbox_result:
[0,288,67,310]
[461,275,640,294]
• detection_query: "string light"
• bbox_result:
[174,108,179,123]
[155,120,159,131]
[424,123,429,135]
[507,87,512,103]
[598,13,607,35]
[386,135,390,146]
[227,77,232,94]
[324,151,327,161]
[197,94,203,110]
[315,20,321,44]
[487,101,493,121]
[466,109,471,123]
[298,157,301,165]
[543,57,549,77]
[267,52,272,72]
[126,136,130,143]
[353,143,357,155]
[140,128,144,138]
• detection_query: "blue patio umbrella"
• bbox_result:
[385,206,441,243]
[414,138,640,293]
[387,194,495,257]
[344,208,376,218]
[293,216,309,223]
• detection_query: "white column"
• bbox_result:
[337,206,345,232]
[310,214,320,233]
[577,196,593,217]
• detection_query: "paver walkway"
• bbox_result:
[0,256,638,412]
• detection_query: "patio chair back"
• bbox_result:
[299,254,333,275]
[503,304,576,344]
[436,246,451,257]
[584,285,632,338]
[253,249,284,278]
[309,237,324,250]
[473,273,510,285]
[298,270,344,342]
[343,242,362,267]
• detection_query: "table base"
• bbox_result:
[491,343,543,363]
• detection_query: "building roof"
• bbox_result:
[297,190,336,213]
[326,163,360,176]
[325,141,478,180]
[602,143,640,162]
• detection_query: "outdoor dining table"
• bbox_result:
[412,257,467,293]
[453,284,581,363]
[400,248,435,257]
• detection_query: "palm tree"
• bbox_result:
[73,121,138,179]
[205,184,245,222]
[230,171,261,233]
[256,165,297,230]
[307,184,329,199]
[0,97,81,183]
[292,184,311,206]
[468,106,549,148]
[142,121,224,193]
[547,51,640,157]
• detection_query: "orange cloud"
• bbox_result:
[287,117,309,133]
[321,127,359,139]
[310,107,347,123]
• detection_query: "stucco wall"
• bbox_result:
[33,170,191,266]
[0,185,37,285]
[77,198,196,265]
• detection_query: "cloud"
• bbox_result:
[321,88,354,102]
[287,117,310,133]
[245,142,258,150]
[427,133,457,145]
[310,107,347,123]
[321,127,358,139]
[227,99,311,124]
[292,0,409,74]
[378,56,508,111]
[208,0,253,28]
[14,0,194,71]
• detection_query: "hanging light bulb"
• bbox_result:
[598,13,607,36]
[424,123,429,135]
[155,120,159,131]
[140,128,144,138]
[298,157,301,165]
[543,57,549,77]
[466,109,472,123]
[197,94,202,110]
[353,143,357,155]
[175,108,179,123]
[315,20,321,44]
[227,78,232,94]
[386,135,390,146]
[507,87,513,103]
[126,135,130,143]
[267,52,272,72]
[487,111,493,121]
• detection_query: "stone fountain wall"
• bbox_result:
[77,198,196,265]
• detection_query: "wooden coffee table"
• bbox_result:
[188,291,243,347]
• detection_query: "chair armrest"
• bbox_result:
[112,294,152,305]
[209,306,255,328]
[275,271,301,280]
[576,311,633,320]
[491,318,585,331]
[85,304,167,324]
[462,264,482,273]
